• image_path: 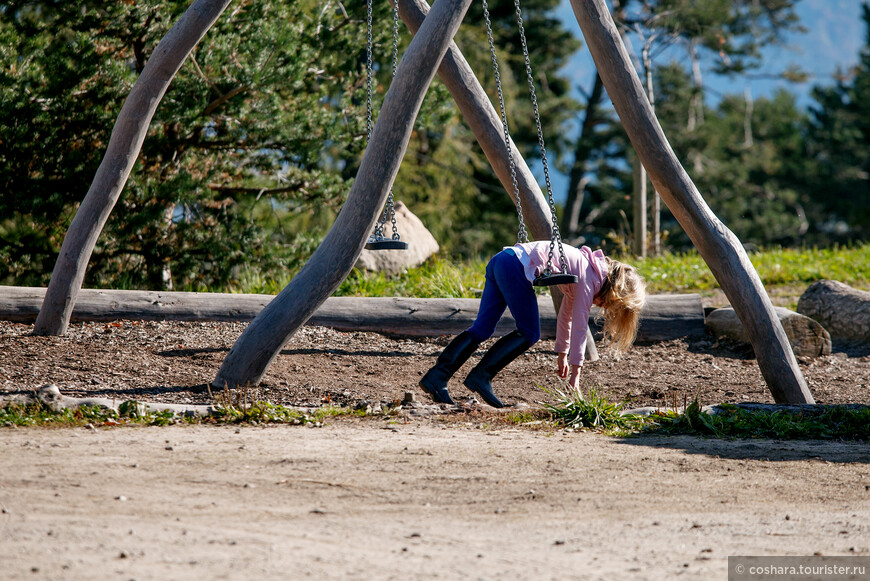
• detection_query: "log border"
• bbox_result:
[0,286,704,342]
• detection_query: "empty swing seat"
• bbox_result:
[365,236,409,250]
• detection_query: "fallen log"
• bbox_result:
[705,307,832,357]
[0,384,218,418]
[0,286,704,342]
[797,280,870,343]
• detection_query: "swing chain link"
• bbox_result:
[365,0,402,242]
[365,0,384,240]
[482,0,528,244]
[512,0,568,275]
[387,0,401,240]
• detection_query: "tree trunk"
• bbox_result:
[797,280,870,342]
[632,151,648,257]
[568,0,814,404]
[397,0,597,361]
[562,72,605,240]
[33,0,233,336]
[212,0,473,389]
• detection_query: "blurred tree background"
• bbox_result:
[0,0,869,291]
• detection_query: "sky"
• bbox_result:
[539,0,865,202]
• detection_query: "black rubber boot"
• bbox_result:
[463,330,532,408]
[419,331,480,404]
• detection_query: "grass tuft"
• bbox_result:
[541,383,644,434]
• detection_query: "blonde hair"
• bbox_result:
[595,259,646,357]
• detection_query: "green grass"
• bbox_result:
[541,383,645,435]
[0,400,363,429]
[223,243,870,302]
[535,384,870,440]
[645,400,870,440]
[632,244,870,297]
[228,255,489,298]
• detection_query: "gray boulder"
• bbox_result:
[355,201,439,274]
[797,279,870,342]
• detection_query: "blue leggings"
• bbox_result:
[468,249,541,344]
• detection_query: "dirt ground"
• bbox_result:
[1,421,869,580]
[1,319,869,409]
[2,319,870,579]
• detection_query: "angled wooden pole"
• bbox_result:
[213,0,474,388]
[34,0,234,336]
[397,0,598,361]
[570,0,813,403]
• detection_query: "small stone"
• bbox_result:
[115,496,127,501]
[402,392,416,404]
[165,446,173,451]
[119,551,129,559]
[554,540,565,546]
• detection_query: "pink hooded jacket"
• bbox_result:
[511,241,609,366]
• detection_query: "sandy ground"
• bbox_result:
[2,419,869,580]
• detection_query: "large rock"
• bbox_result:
[355,201,439,274]
[797,279,870,343]
[705,306,831,358]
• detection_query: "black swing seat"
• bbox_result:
[533,273,578,287]
[365,236,409,250]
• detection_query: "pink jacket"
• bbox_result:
[511,242,609,366]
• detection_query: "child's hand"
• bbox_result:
[568,365,581,389]
[557,352,569,378]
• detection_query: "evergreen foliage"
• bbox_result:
[0,0,579,288]
[2,1,870,290]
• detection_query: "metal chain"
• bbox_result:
[482,0,528,244]
[387,0,401,240]
[366,0,402,241]
[513,0,568,274]
[364,0,385,240]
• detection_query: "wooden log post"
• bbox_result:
[396,0,597,361]
[33,0,234,337]
[212,0,473,389]
[0,286,705,342]
[569,0,814,404]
